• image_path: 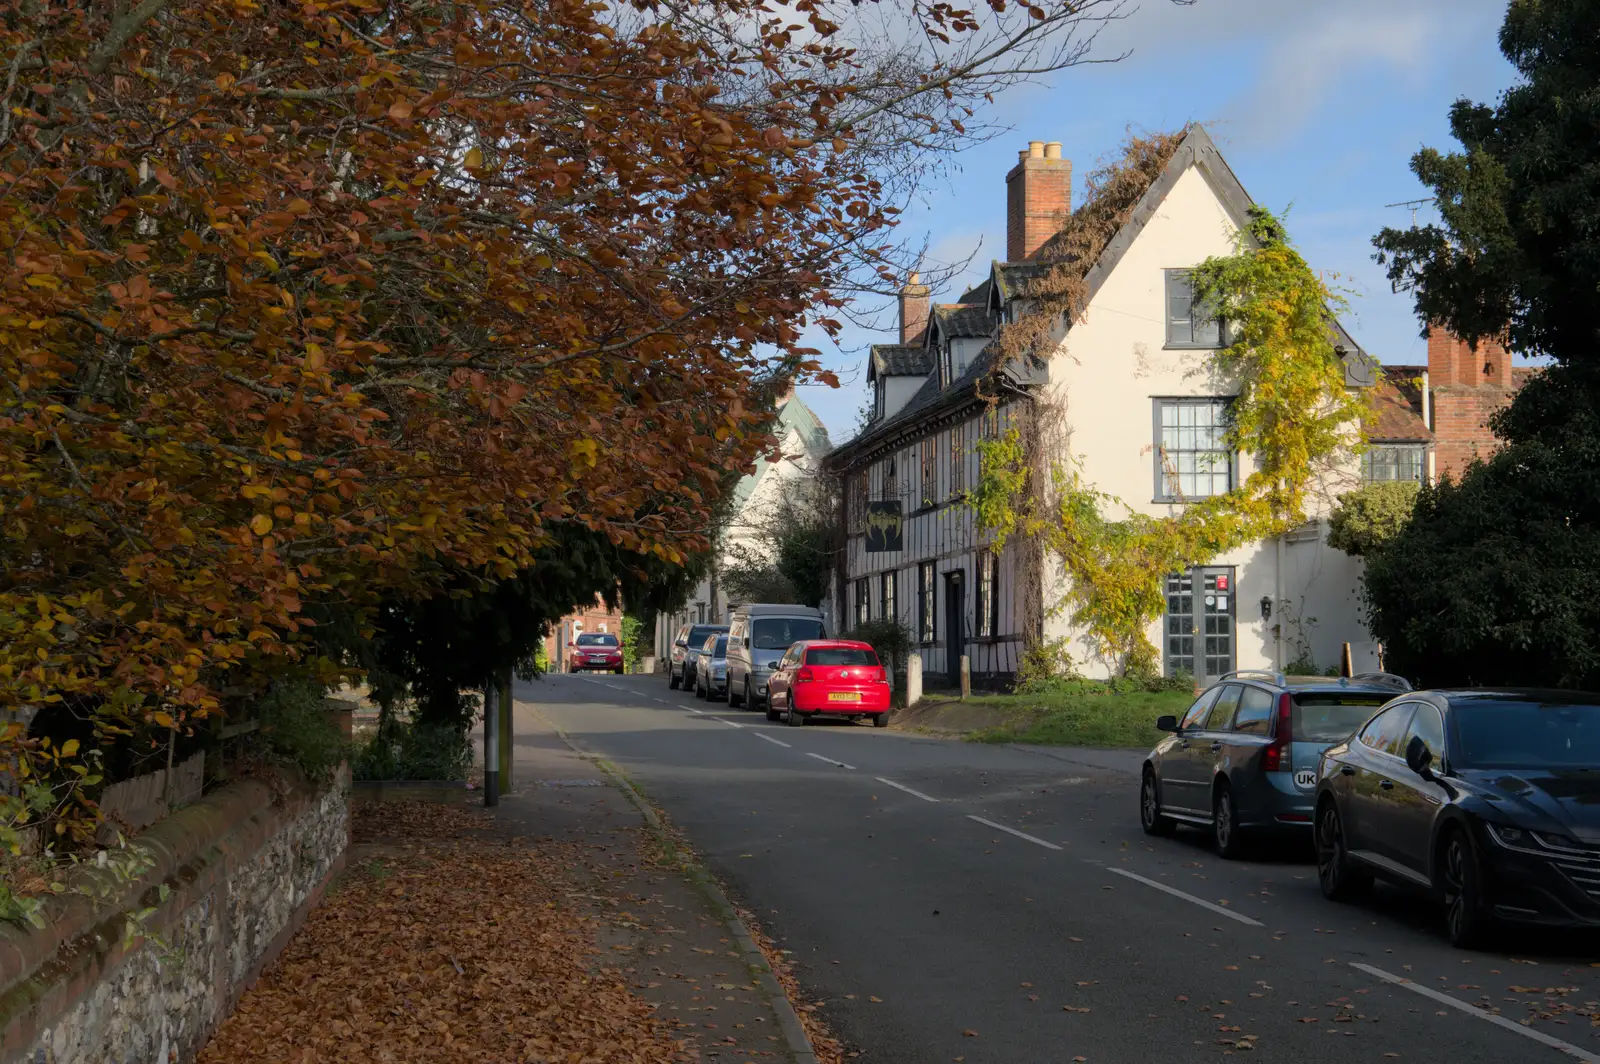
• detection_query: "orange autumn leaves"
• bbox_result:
[0,0,885,777]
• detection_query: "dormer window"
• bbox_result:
[941,343,953,386]
[874,380,885,421]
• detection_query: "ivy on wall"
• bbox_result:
[974,201,1371,677]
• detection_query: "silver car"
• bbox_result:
[1139,671,1412,858]
[694,634,731,701]
[669,623,727,690]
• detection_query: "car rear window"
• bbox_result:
[1292,693,1390,743]
[806,647,878,666]
[688,625,726,647]
[576,633,617,646]
[1454,700,1600,769]
[712,636,728,656]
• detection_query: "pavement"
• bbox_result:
[473,704,816,1063]
[514,671,1600,1064]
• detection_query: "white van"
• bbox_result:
[725,604,827,712]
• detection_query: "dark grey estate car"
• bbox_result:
[1141,670,1412,857]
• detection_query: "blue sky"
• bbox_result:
[794,0,1518,442]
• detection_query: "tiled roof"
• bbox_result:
[957,278,993,305]
[932,303,994,339]
[869,344,934,380]
[1368,364,1430,441]
[991,261,1055,303]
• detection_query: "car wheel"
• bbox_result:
[1212,782,1246,859]
[872,712,889,729]
[669,669,680,690]
[785,698,805,727]
[1316,798,1372,902]
[729,679,743,709]
[762,683,779,722]
[1441,827,1496,949]
[697,676,709,700]
[1140,769,1176,836]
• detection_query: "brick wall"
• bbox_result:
[1426,326,1521,480]
[1005,141,1071,262]
[0,770,349,1064]
[545,598,624,669]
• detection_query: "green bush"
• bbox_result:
[839,618,912,668]
[1326,481,1421,557]
[1015,637,1077,691]
[257,681,347,781]
[351,720,474,781]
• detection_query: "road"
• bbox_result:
[518,672,1600,1064]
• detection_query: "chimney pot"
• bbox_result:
[1006,137,1072,261]
[1017,149,1029,161]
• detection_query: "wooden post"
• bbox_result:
[1341,642,1353,678]
[483,684,499,808]
[497,666,514,794]
[906,652,923,708]
[959,655,971,699]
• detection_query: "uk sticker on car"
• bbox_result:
[1294,769,1317,789]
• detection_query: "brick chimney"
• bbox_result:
[1006,140,1071,262]
[898,272,931,345]
[1425,324,1520,480]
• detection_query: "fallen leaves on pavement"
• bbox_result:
[201,801,690,1063]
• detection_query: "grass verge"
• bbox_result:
[964,680,1194,748]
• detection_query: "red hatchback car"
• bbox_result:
[766,640,891,727]
[567,632,624,674]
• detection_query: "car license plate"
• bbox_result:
[828,692,861,702]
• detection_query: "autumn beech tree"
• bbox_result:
[0,0,1165,841]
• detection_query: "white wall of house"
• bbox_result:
[1039,162,1366,681]
[882,376,922,420]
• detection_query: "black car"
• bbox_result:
[1314,689,1600,948]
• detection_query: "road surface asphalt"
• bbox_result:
[518,672,1600,1064]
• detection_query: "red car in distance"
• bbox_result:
[567,632,624,674]
[766,640,891,727]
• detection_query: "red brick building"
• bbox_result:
[544,597,624,672]
[1364,325,1536,485]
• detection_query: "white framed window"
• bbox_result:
[1362,443,1426,484]
[1155,398,1234,500]
[855,579,870,627]
[881,570,897,622]
[976,552,998,639]
[917,562,936,643]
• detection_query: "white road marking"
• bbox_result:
[652,698,675,705]
[1351,962,1599,1063]
[1103,867,1263,926]
[687,708,705,715]
[754,733,792,748]
[713,717,744,728]
[966,815,1062,851]
[805,752,856,770]
[875,777,939,803]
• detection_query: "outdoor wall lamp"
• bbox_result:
[1260,596,1273,623]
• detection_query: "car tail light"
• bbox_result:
[797,667,815,683]
[874,667,888,683]
[1261,692,1293,772]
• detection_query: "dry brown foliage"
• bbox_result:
[203,800,690,1064]
[996,130,1187,361]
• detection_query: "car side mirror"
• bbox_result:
[1405,735,1435,779]
[1156,715,1179,733]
